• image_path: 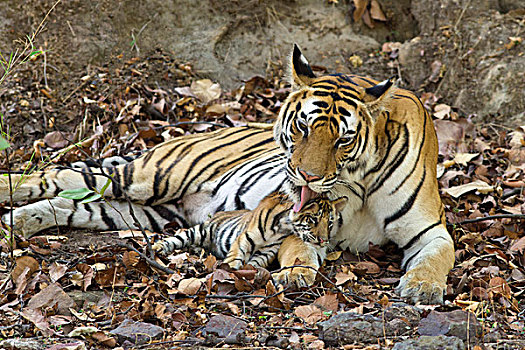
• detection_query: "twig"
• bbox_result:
[455,214,525,225]
[117,241,174,275]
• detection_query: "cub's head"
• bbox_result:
[289,196,347,247]
[274,44,396,210]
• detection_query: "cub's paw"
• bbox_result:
[151,242,165,254]
[397,272,445,304]
[272,266,316,289]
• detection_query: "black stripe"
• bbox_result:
[143,209,162,233]
[401,221,441,250]
[384,166,426,228]
[390,113,427,194]
[246,234,256,255]
[99,205,117,230]
[178,131,266,199]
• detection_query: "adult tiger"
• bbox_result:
[0,45,454,303]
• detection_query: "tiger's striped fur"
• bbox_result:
[0,44,454,304]
[153,193,346,269]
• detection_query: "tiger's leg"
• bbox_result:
[272,235,327,288]
[1,198,184,237]
[394,224,454,304]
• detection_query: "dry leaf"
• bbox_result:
[353,0,367,22]
[313,294,338,313]
[355,261,380,274]
[443,180,493,198]
[191,79,222,104]
[294,304,323,324]
[123,251,140,268]
[178,277,203,295]
[370,0,386,21]
[453,153,479,166]
[326,251,342,261]
[12,256,39,282]
[433,104,451,119]
[335,270,357,285]
[49,262,68,283]
[509,237,525,253]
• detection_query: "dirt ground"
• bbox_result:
[0,1,524,349]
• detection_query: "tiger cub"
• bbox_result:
[153,192,346,269]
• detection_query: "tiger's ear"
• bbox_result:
[363,75,397,112]
[333,196,348,212]
[290,44,316,87]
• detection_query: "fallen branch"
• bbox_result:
[117,241,174,275]
[455,214,525,225]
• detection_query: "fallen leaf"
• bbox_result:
[355,261,381,274]
[123,250,140,268]
[49,262,68,283]
[509,236,525,253]
[443,180,493,198]
[12,256,39,282]
[314,293,338,313]
[191,79,221,104]
[370,0,386,21]
[44,131,72,149]
[294,304,323,324]
[353,0,367,22]
[178,277,203,295]
[326,251,342,261]
[433,104,451,119]
[453,153,479,166]
[335,270,357,285]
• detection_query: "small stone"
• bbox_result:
[392,335,465,350]
[418,310,482,341]
[109,319,165,345]
[203,314,248,338]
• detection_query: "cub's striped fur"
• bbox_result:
[0,44,455,304]
[153,193,346,269]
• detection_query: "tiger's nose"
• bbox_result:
[298,168,321,182]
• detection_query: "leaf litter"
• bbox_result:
[0,50,523,349]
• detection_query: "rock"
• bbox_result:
[0,338,43,350]
[418,310,482,341]
[109,319,165,345]
[27,283,76,316]
[392,335,465,350]
[203,314,248,338]
[319,303,422,345]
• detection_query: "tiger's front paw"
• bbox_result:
[397,270,446,304]
[272,266,317,289]
[223,256,243,270]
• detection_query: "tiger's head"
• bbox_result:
[289,196,347,247]
[274,44,396,211]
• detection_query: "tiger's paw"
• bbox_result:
[272,266,316,289]
[397,271,445,304]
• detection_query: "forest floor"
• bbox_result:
[0,46,524,349]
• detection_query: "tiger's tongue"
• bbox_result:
[293,186,316,212]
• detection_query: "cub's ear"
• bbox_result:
[333,196,348,212]
[290,44,316,87]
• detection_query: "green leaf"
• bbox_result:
[99,178,112,196]
[80,193,102,204]
[58,188,94,200]
[0,136,9,151]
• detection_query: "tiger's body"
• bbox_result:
[0,45,455,303]
[153,193,346,270]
